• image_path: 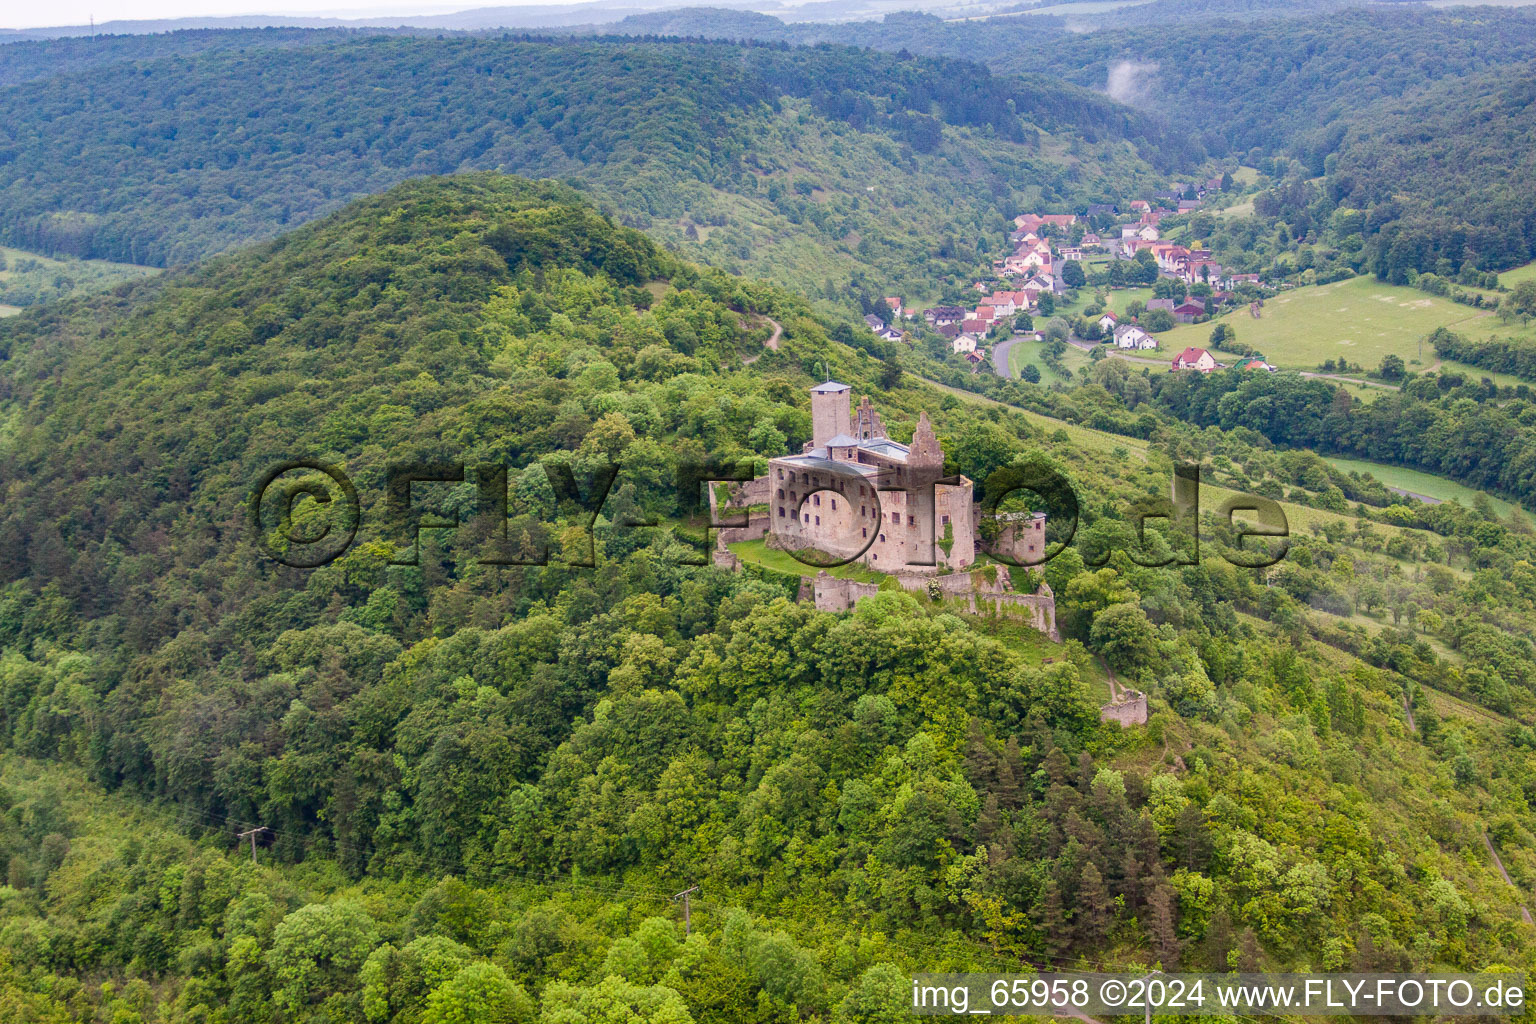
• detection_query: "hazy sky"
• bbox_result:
[3,0,520,30]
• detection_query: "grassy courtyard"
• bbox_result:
[727,538,888,582]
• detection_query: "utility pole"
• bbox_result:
[1146,967,1162,1024]
[673,885,700,936]
[236,826,269,864]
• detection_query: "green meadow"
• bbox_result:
[1500,259,1536,289]
[1008,336,1090,384]
[1323,455,1536,525]
[1156,275,1492,371]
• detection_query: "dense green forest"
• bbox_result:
[4,172,1536,1022]
[0,33,1174,305]
[6,7,1535,295]
[8,10,1536,1020]
[595,5,1536,275]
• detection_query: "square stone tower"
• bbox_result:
[810,380,852,450]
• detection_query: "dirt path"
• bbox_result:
[1482,831,1534,926]
[742,316,783,366]
[1100,656,1122,702]
[1388,486,1442,505]
[1299,370,1400,390]
[1403,695,1417,733]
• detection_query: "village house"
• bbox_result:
[961,317,988,335]
[1233,354,1276,372]
[1183,259,1222,284]
[1172,297,1207,323]
[1221,273,1264,290]
[924,305,965,326]
[1147,298,1175,314]
[1114,323,1158,350]
[764,382,976,572]
[1171,347,1218,372]
[1059,246,1084,261]
[1081,232,1104,249]
[975,304,997,324]
[1097,310,1118,332]
[1015,213,1078,235]
[1085,203,1119,218]
[1121,223,1160,242]
[952,333,979,354]
[883,297,904,318]
[864,313,886,332]
[877,325,904,342]
[984,293,1017,317]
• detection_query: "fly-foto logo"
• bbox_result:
[248,458,1289,570]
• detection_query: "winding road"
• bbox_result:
[992,336,1020,378]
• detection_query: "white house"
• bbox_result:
[1097,311,1118,332]
[1114,324,1158,350]
[1171,346,1218,372]
[952,333,979,354]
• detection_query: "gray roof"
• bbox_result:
[811,380,851,393]
[825,433,861,447]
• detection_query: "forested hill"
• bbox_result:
[0,25,364,87]
[570,6,1536,273]
[0,34,1178,300]
[1325,66,1536,273]
[5,171,1536,1022]
[595,6,1536,164]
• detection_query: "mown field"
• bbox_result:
[1324,455,1536,525]
[1500,259,1536,288]
[1156,275,1492,371]
[1008,336,1092,383]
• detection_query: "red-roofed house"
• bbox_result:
[985,294,1017,316]
[962,318,988,334]
[1172,298,1207,323]
[1171,347,1217,372]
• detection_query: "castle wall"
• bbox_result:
[989,515,1047,565]
[1100,691,1149,728]
[805,565,1060,641]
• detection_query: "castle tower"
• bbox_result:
[856,395,887,441]
[908,411,944,467]
[810,381,852,449]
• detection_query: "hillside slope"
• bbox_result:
[3,174,1536,1023]
[0,35,1179,302]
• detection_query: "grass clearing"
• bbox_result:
[0,304,20,317]
[1009,338,1090,385]
[1500,260,1536,289]
[728,538,888,582]
[1322,455,1536,525]
[1155,276,1492,372]
[0,244,158,306]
